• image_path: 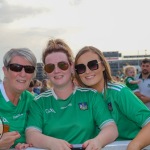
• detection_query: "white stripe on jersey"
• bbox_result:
[107,82,125,91]
[34,90,53,100]
[34,87,98,101]
[77,87,97,93]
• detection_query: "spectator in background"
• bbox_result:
[116,70,124,82]
[27,80,38,96]
[112,75,121,82]
[74,46,150,150]
[124,65,141,98]
[0,48,36,149]
[40,79,50,93]
[33,79,41,95]
[135,58,150,109]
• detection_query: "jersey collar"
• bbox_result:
[0,83,10,102]
[139,73,150,79]
[52,86,78,100]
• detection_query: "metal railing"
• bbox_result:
[102,141,150,150]
[10,141,150,150]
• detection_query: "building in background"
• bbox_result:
[103,51,150,76]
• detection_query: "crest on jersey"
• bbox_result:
[78,102,88,110]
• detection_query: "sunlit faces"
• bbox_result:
[44,52,73,88]
[76,52,105,87]
[3,56,34,93]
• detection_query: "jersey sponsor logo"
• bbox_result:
[13,114,24,119]
[1,117,9,123]
[61,103,72,109]
[45,108,56,114]
[108,102,113,111]
[78,102,88,110]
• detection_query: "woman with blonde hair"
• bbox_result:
[75,46,150,150]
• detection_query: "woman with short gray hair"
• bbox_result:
[0,48,37,149]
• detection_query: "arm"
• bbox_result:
[0,131,20,149]
[26,128,72,150]
[129,80,140,85]
[139,95,150,103]
[127,122,150,150]
[83,122,118,150]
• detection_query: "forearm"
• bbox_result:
[140,96,150,103]
[26,129,72,150]
[130,81,138,84]
[127,122,150,150]
[96,123,118,148]
[26,129,53,149]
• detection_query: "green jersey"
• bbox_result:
[103,82,150,140]
[27,86,114,144]
[124,76,139,92]
[0,83,34,147]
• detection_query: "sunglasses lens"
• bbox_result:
[44,62,69,73]
[75,64,86,74]
[58,62,69,71]
[75,60,99,74]
[88,60,98,71]
[44,64,55,73]
[8,64,35,74]
[24,66,35,73]
[9,64,23,72]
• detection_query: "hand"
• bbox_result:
[0,131,20,149]
[49,137,72,150]
[127,140,141,150]
[83,137,102,150]
[140,95,150,103]
[15,143,33,150]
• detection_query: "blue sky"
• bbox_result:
[0,0,150,79]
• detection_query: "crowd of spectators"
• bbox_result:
[27,79,51,96]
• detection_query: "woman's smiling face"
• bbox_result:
[76,51,105,88]
[45,52,73,89]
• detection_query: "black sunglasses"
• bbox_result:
[44,61,69,73]
[7,63,35,74]
[75,60,101,74]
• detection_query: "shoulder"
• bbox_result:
[22,90,34,99]
[19,91,34,106]
[75,87,103,101]
[34,89,53,101]
[107,82,127,92]
[76,87,98,94]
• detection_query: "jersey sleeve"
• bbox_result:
[127,77,133,83]
[93,93,115,129]
[116,87,150,127]
[26,98,43,132]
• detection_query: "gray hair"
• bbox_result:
[3,48,37,67]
